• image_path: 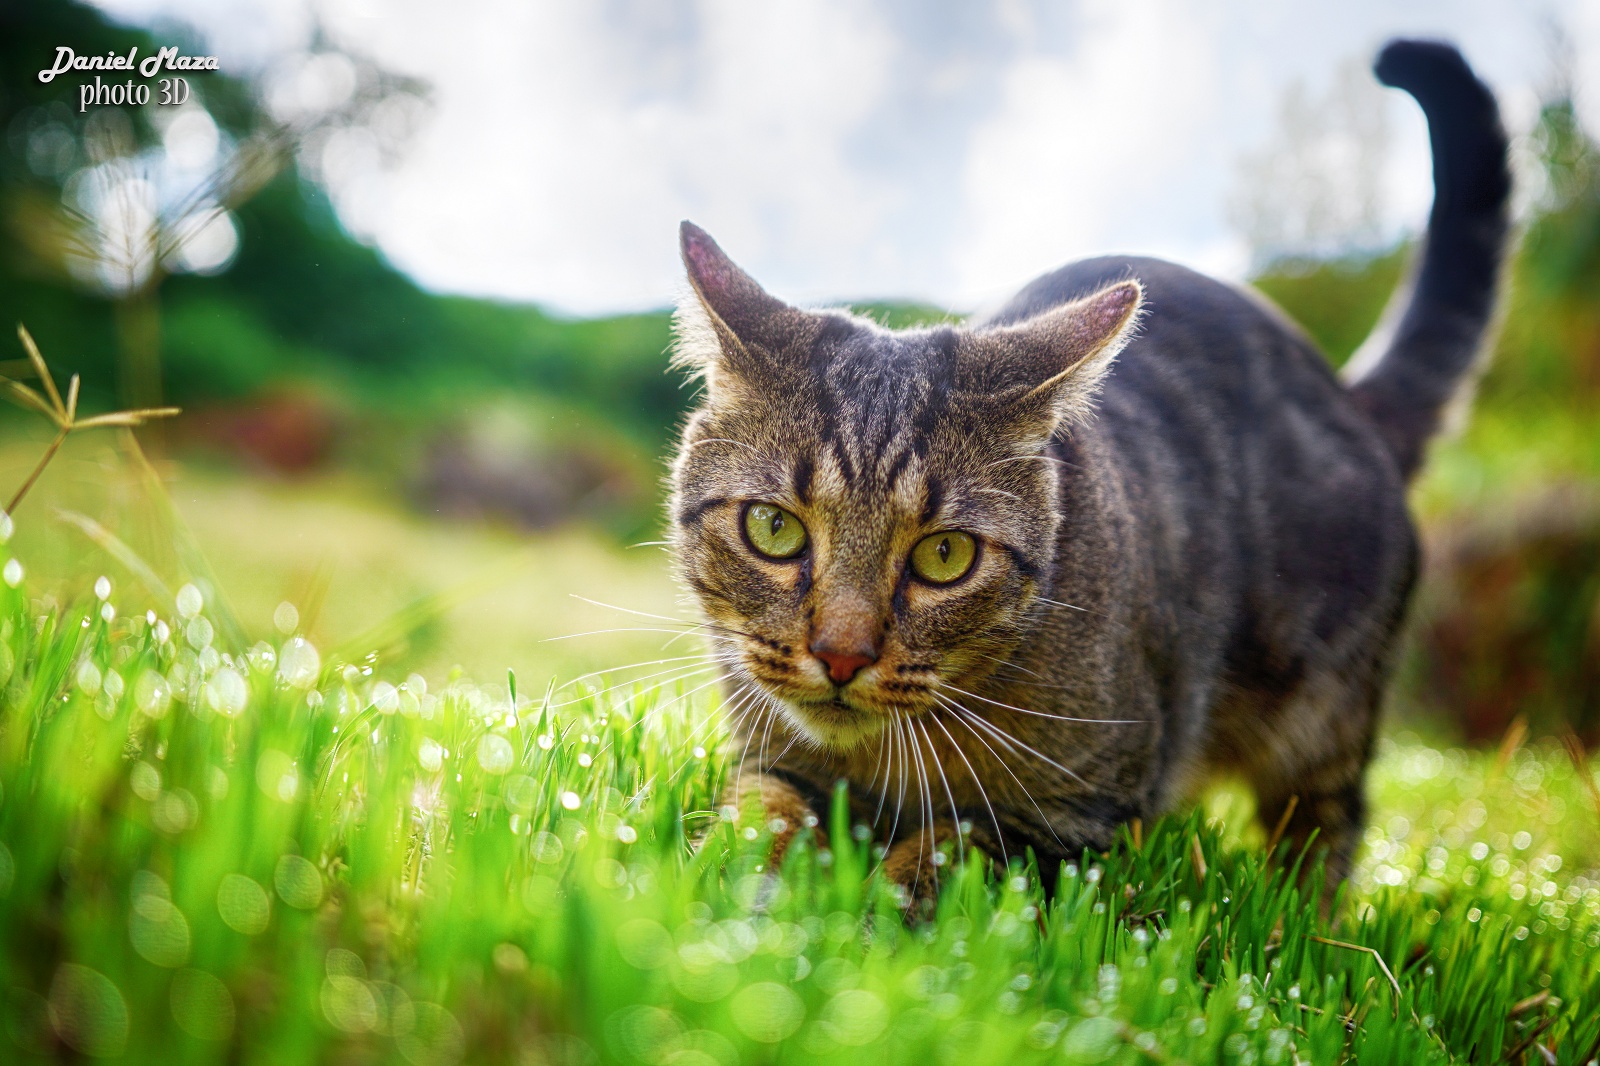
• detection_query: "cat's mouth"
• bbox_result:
[773,691,909,750]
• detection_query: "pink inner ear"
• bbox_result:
[679,221,791,342]
[1082,283,1139,336]
[1053,282,1140,355]
[1089,283,1140,327]
[681,223,735,297]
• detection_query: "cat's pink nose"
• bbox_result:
[811,645,876,684]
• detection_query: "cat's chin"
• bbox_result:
[777,695,898,752]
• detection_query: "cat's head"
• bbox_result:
[668,222,1140,751]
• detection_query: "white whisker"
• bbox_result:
[869,724,892,825]
[906,718,933,884]
[927,713,1007,866]
[634,670,737,726]
[887,714,909,851]
[949,700,1087,786]
[664,683,760,786]
[980,651,1045,679]
[541,626,705,642]
[915,718,965,873]
[933,693,1067,852]
[730,715,763,795]
[569,595,700,627]
[562,595,762,644]
[549,660,723,712]
[940,682,1143,725]
[1036,596,1093,614]
[558,652,720,691]
[757,700,781,771]
[688,437,758,454]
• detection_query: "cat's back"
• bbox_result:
[984,254,1413,649]
[980,254,1399,491]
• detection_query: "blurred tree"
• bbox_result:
[1,0,691,477]
[1,0,427,426]
[1229,59,1393,269]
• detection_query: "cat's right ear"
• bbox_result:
[971,280,1143,433]
[674,221,803,394]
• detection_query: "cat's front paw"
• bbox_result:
[724,772,825,864]
[881,824,962,921]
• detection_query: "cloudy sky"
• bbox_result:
[95,0,1600,315]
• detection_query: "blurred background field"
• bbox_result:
[0,431,682,683]
[0,0,1597,732]
[0,2,1587,713]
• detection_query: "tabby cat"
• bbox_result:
[667,40,1510,906]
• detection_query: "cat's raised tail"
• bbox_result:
[1343,39,1511,480]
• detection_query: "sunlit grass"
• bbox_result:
[0,431,681,684]
[1,552,1598,1065]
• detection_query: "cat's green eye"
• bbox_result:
[744,503,808,560]
[911,531,977,584]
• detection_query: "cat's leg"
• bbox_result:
[1248,670,1382,892]
[1257,777,1367,888]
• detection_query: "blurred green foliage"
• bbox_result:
[1253,245,1407,368]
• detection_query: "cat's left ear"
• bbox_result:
[973,280,1143,432]
[673,221,809,394]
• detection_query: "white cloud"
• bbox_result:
[91,0,1600,314]
[955,0,1229,304]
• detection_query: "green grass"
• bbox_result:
[1,557,1599,1065]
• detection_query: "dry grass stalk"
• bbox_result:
[1,324,179,515]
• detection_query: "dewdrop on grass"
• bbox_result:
[75,659,103,696]
[3,559,23,587]
[135,671,171,718]
[477,734,514,774]
[130,762,162,801]
[186,618,214,650]
[274,855,322,910]
[277,637,321,688]
[244,643,276,675]
[176,583,204,619]
[503,775,537,814]
[205,667,248,718]
[257,751,299,802]
[272,601,299,635]
[372,681,399,715]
